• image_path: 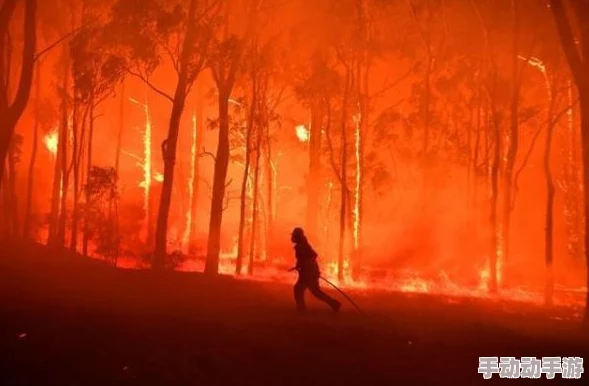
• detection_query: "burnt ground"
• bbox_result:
[0,241,588,386]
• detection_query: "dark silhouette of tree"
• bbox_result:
[0,0,37,215]
[550,0,589,323]
[102,0,218,269]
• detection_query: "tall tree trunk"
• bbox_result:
[189,83,203,254]
[236,82,256,275]
[70,101,80,251]
[57,49,70,247]
[354,62,369,280]
[205,88,231,275]
[248,123,262,275]
[338,69,351,281]
[152,0,198,270]
[1,171,10,235]
[501,0,520,271]
[83,100,94,256]
[153,92,187,269]
[264,128,275,261]
[581,97,589,322]
[563,79,583,262]
[48,128,63,245]
[422,55,432,200]
[7,136,18,236]
[115,81,124,175]
[472,67,482,213]
[306,102,322,239]
[0,0,37,185]
[24,64,41,239]
[549,0,589,323]
[544,91,556,306]
[489,75,500,294]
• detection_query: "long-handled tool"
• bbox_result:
[288,267,367,317]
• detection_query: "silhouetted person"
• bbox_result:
[290,227,341,313]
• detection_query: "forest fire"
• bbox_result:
[4,2,589,384]
[1,0,588,326]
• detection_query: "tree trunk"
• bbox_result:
[115,81,124,175]
[549,0,589,324]
[0,0,37,184]
[24,64,41,239]
[338,69,351,281]
[544,101,556,306]
[153,92,186,269]
[152,0,198,270]
[579,97,589,323]
[83,100,94,256]
[501,0,520,271]
[70,100,80,251]
[7,139,18,237]
[421,55,432,201]
[563,79,583,262]
[189,84,203,254]
[264,130,275,261]
[248,124,262,275]
[205,89,231,275]
[306,102,322,239]
[236,83,256,275]
[48,127,63,245]
[1,170,10,235]
[489,80,500,294]
[57,49,70,248]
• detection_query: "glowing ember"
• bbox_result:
[43,128,59,157]
[295,125,309,142]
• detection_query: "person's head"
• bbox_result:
[291,227,306,244]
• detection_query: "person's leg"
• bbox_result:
[294,278,307,312]
[308,280,341,311]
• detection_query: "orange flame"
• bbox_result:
[129,96,153,241]
[182,112,198,253]
[353,111,361,253]
[295,125,309,142]
[43,128,59,157]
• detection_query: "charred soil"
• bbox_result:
[0,241,587,385]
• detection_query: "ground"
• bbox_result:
[0,241,588,385]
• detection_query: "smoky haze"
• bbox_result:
[1,0,587,308]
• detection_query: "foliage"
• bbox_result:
[84,166,120,265]
[70,24,123,105]
[99,0,217,88]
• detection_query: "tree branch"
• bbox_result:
[34,27,82,62]
[126,68,174,103]
[200,147,216,161]
[550,0,587,89]
[511,99,579,210]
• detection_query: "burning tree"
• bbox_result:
[0,0,37,233]
[550,0,589,323]
[101,0,219,269]
[235,28,285,275]
[70,10,123,254]
[205,0,254,275]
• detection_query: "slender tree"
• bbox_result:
[0,0,37,190]
[550,0,589,323]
